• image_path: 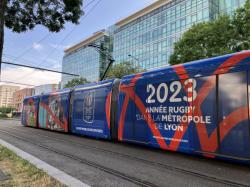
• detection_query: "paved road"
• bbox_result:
[0,119,249,187]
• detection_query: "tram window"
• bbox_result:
[218,71,249,157]
[219,71,247,118]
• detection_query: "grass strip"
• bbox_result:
[0,145,66,187]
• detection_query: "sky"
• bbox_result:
[2,0,157,88]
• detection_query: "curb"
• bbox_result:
[0,139,90,187]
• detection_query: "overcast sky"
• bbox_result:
[2,0,157,88]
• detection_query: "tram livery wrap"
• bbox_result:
[22,51,250,164]
[38,88,70,132]
[21,96,40,127]
[70,79,120,139]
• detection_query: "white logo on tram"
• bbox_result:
[83,91,95,123]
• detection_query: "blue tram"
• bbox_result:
[22,51,250,164]
[38,88,71,132]
[21,95,40,127]
[70,79,120,139]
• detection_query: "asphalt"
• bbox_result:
[0,119,249,187]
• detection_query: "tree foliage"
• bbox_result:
[169,0,250,65]
[0,0,84,72]
[0,106,14,114]
[4,0,83,33]
[64,77,89,88]
[105,61,145,79]
[231,0,250,51]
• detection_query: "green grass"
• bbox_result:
[0,145,66,187]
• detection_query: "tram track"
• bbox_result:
[0,128,158,187]
[1,126,249,187]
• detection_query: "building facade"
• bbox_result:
[0,85,20,108]
[62,0,246,82]
[34,84,59,95]
[219,0,246,14]
[13,88,35,112]
[113,0,246,69]
[61,31,112,87]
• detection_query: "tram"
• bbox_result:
[22,50,250,164]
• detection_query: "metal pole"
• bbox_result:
[100,59,115,81]
[87,44,115,81]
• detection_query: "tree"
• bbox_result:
[64,77,89,88]
[169,15,236,65]
[0,106,14,114]
[105,61,145,79]
[0,0,84,73]
[169,0,250,65]
[231,0,250,51]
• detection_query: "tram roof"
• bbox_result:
[73,79,115,91]
[122,50,250,82]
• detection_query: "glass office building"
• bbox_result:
[61,0,246,85]
[112,0,246,69]
[219,0,246,14]
[61,31,111,87]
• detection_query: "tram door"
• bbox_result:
[118,85,135,141]
[218,71,250,158]
[192,76,218,154]
[134,83,149,143]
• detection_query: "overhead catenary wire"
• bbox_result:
[11,33,51,62]
[16,0,103,81]
[87,44,115,80]
[2,0,99,82]
[2,61,79,76]
[0,80,36,87]
[3,53,62,71]
[3,53,38,67]
[3,53,62,70]
[3,0,156,83]
[8,0,98,65]
[39,0,103,69]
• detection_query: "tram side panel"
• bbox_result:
[71,80,115,139]
[38,89,70,132]
[190,57,250,160]
[139,75,195,152]
[118,51,250,162]
[118,73,195,153]
[192,70,250,160]
[21,96,40,127]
